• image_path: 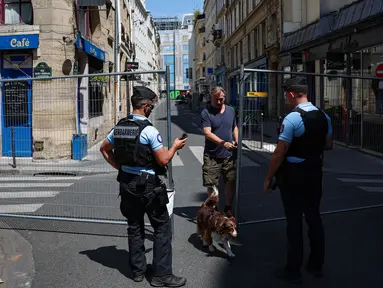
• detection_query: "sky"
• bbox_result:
[146,0,204,18]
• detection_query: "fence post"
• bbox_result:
[235,65,245,226]
[360,50,364,150]
[260,112,264,149]
[165,65,174,191]
[10,126,16,168]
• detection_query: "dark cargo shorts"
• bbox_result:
[202,155,237,187]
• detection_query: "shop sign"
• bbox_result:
[0,34,39,50]
[75,35,106,62]
[326,52,345,70]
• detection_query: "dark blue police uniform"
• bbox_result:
[277,77,332,278]
[108,86,185,286]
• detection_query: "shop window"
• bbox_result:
[1,0,33,25]
[88,57,104,118]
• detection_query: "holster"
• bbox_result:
[153,181,169,206]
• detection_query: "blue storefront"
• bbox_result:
[75,35,106,136]
[0,33,39,157]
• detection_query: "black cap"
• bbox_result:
[281,76,308,90]
[131,86,157,101]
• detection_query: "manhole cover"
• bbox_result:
[33,172,77,177]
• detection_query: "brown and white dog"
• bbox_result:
[196,186,238,258]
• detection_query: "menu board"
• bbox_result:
[3,81,29,127]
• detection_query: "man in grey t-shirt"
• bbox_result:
[200,87,238,218]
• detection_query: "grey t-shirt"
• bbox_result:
[201,105,237,158]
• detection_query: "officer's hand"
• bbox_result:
[263,178,271,194]
[174,137,187,150]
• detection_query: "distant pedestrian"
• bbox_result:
[100,86,187,287]
[263,77,333,283]
[201,87,238,217]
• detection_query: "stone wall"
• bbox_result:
[31,0,77,159]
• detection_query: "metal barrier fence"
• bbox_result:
[0,68,174,225]
[235,65,383,225]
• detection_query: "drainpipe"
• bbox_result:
[114,0,121,124]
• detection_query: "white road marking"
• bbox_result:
[0,176,83,181]
[164,146,184,166]
[0,183,74,188]
[337,178,383,183]
[0,203,44,213]
[0,191,60,198]
[172,153,184,166]
[189,145,260,167]
[189,146,204,164]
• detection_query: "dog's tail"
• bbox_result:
[204,187,219,207]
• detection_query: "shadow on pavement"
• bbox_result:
[216,207,383,288]
[80,245,153,281]
[188,232,231,260]
[159,102,203,137]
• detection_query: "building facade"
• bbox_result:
[0,0,134,159]
[193,12,209,95]
[223,0,282,117]
[203,0,217,90]
[280,0,383,154]
[154,15,193,98]
[132,0,161,94]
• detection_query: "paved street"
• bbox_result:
[1,101,383,287]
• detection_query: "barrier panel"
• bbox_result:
[235,65,383,226]
[0,68,175,225]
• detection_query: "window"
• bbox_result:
[77,3,90,37]
[183,45,188,51]
[183,54,189,83]
[163,46,174,52]
[164,55,174,83]
[1,0,33,24]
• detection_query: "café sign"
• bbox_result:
[0,34,39,50]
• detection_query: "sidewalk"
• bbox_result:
[0,99,169,176]
[0,226,35,288]
[244,120,383,176]
[0,140,116,176]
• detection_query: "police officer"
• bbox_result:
[100,86,187,287]
[263,77,333,283]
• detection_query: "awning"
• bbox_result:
[281,0,383,53]
[75,35,106,62]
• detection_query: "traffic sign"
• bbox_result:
[376,63,383,78]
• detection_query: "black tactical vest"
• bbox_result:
[113,115,155,169]
[286,107,328,161]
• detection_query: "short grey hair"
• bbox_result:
[211,87,226,97]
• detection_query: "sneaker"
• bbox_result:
[133,274,145,282]
[224,206,233,218]
[276,268,302,284]
[150,274,187,287]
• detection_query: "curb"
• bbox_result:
[0,226,35,288]
[244,147,383,177]
[0,168,117,176]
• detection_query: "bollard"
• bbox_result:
[9,126,16,168]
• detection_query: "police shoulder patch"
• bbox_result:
[157,133,163,143]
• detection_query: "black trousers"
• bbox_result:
[279,160,325,272]
[119,173,172,278]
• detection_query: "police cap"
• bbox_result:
[281,76,308,91]
[131,86,157,101]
